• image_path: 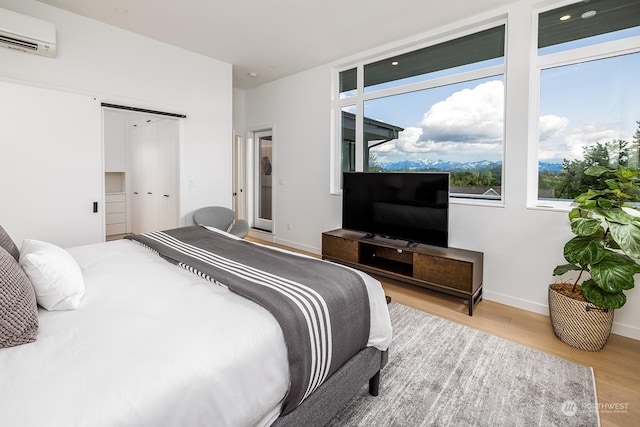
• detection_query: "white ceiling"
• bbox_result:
[37,0,516,89]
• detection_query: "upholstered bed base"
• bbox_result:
[272,347,388,427]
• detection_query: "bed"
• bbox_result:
[0,224,392,427]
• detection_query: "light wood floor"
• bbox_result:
[382,279,639,427]
[251,238,638,426]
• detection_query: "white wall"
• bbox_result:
[0,0,233,226]
[243,67,343,251]
[233,88,246,135]
[242,0,640,339]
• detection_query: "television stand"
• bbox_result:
[321,228,483,315]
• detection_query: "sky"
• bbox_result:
[539,52,640,163]
[365,76,504,164]
[362,33,640,167]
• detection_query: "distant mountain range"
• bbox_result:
[538,162,563,173]
[378,159,563,173]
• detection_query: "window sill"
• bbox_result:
[528,200,575,212]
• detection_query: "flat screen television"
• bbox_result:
[342,172,449,247]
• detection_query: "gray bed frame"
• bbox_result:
[272,347,388,427]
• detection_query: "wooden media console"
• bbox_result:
[321,228,484,315]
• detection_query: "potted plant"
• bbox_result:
[551,165,640,351]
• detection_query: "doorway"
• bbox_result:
[103,108,181,238]
[253,129,273,232]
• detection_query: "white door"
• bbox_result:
[254,129,273,232]
[155,119,179,231]
[130,121,158,234]
[129,122,144,233]
[129,115,179,233]
[0,81,103,247]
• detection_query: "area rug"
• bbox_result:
[328,302,600,426]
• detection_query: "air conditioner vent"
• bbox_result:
[0,33,38,51]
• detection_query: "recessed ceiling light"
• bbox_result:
[248,72,258,78]
[581,10,597,19]
[391,61,399,66]
[560,14,571,21]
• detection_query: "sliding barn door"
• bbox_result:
[0,81,103,248]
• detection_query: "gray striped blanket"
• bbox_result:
[125,226,370,415]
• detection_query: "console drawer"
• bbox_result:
[414,253,474,293]
[322,234,359,263]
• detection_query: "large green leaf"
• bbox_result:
[597,197,614,209]
[582,279,626,309]
[564,236,605,267]
[616,166,640,181]
[574,189,603,204]
[597,207,637,225]
[590,252,637,292]
[605,233,621,250]
[609,222,640,258]
[618,182,640,201]
[584,166,610,177]
[553,263,582,276]
[568,208,582,221]
[570,217,602,236]
[580,199,600,209]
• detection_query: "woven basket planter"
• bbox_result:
[548,285,614,352]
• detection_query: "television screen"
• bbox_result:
[342,172,449,247]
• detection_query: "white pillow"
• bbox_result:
[19,239,85,311]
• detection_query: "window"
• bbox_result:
[535,0,640,203]
[334,24,506,201]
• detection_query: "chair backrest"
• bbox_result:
[229,219,249,238]
[192,206,236,232]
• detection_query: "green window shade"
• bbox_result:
[364,25,505,89]
[538,0,640,50]
[339,67,357,97]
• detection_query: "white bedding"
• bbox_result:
[0,234,392,427]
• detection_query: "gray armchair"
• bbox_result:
[192,206,249,238]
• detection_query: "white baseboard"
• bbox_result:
[273,237,320,256]
[611,322,640,340]
[483,290,549,316]
[247,228,276,243]
[247,231,320,256]
[484,290,640,341]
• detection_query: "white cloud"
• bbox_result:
[419,80,504,143]
[539,123,632,161]
[393,127,424,152]
[539,115,569,141]
[565,124,621,148]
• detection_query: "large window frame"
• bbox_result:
[529,1,640,210]
[331,20,507,206]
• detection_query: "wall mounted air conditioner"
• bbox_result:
[0,7,56,57]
